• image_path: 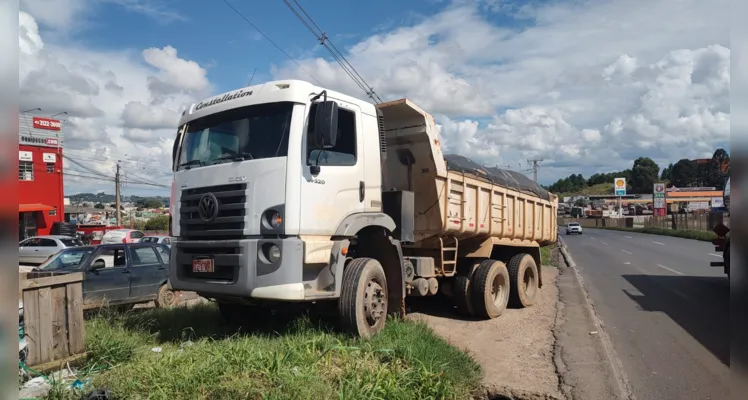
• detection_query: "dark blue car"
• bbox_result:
[31,243,178,309]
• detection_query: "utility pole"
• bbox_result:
[527,158,544,182]
[115,162,121,226]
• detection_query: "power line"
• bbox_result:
[220,0,322,85]
[280,0,383,103]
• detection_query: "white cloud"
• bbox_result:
[274,0,730,183]
[18,9,210,194]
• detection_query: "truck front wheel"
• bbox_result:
[339,257,388,338]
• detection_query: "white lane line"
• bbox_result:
[624,236,632,239]
[656,263,684,275]
[621,250,632,254]
[652,241,665,245]
[590,237,596,240]
[709,253,723,258]
[601,241,609,246]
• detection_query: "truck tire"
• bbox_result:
[218,302,245,325]
[453,259,479,317]
[339,257,388,339]
[507,253,539,308]
[470,259,510,319]
[155,284,177,308]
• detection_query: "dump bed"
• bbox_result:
[376,99,558,248]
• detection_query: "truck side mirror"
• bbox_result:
[314,101,339,149]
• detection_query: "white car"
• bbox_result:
[101,229,145,244]
[139,236,174,246]
[566,222,583,235]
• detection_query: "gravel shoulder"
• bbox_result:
[408,266,563,400]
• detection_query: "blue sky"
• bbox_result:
[19,0,730,195]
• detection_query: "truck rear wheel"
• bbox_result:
[453,260,479,317]
[470,259,510,319]
[507,253,539,308]
[339,258,388,339]
[155,284,177,308]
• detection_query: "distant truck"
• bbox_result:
[710,177,730,277]
[167,80,558,337]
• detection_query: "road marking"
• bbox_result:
[709,253,723,258]
[590,237,596,240]
[601,241,609,246]
[624,236,632,239]
[621,250,632,254]
[622,262,631,265]
[656,263,684,275]
[652,241,665,245]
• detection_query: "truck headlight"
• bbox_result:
[260,242,281,264]
[263,210,282,229]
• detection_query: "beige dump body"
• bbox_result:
[377,99,558,249]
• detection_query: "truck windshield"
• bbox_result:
[176,102,293,170]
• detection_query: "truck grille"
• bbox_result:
[179,183,247,240]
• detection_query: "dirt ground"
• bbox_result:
[408,266,563,400]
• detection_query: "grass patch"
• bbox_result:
[595,226,717,242]
[540,243,559,266]
[47,304,482,400]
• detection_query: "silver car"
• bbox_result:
[138,236,174,246]
[19,235,84,265]
[566,222,583,235]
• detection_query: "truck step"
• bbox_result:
[710,261,725,267]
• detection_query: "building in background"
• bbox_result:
[18,114,65,239]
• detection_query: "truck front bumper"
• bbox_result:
[169,237,306,300]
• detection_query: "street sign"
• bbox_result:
[654,197,666,209]
[653,182,667,216]
[614,178,626,196]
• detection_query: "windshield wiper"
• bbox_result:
[211,152,254,164]
[178,160,203,170]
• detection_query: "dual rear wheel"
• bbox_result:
[453,253,539,318]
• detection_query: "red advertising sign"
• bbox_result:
[32,117,61,131]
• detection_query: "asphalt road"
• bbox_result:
[562,227,729,400]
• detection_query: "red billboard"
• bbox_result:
[32,117,61,131]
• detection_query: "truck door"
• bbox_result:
[299,101,365,235]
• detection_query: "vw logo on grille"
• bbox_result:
[198,193,219,222]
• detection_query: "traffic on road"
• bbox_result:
[561,227,728,400]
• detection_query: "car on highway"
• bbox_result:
[27,242,179,309]
[18,235,84,265]
[566,222,583,235]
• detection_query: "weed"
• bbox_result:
[47,303,482,400]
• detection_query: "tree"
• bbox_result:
[94,203,105,209]
[137,198,165,209]
[671,159,697,187]
[144,215,169,231]
[660,163,673,182]
[707,148,730,189]
[629,157,659,193]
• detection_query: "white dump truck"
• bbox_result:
[168,80,558,337]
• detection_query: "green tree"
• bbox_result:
[707,148,730,189]
[671,159,696,187]
[660,163,673,181]
[137,198,165,209]
[94,203,105,209]
[144,215,170,231]
[629,157,660,193]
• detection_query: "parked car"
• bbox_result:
[101,229,145,244]
[29,242,179,309]
[19,235,84,265]
[566,222,583,235]
[139,235,174,246]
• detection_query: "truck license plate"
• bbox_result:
[192,257,214,273]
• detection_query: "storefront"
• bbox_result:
[18,114,65,240]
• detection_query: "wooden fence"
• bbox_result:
[20,272,86,369]
[559,213,728,232]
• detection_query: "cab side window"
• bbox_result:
[306,104,357,166]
